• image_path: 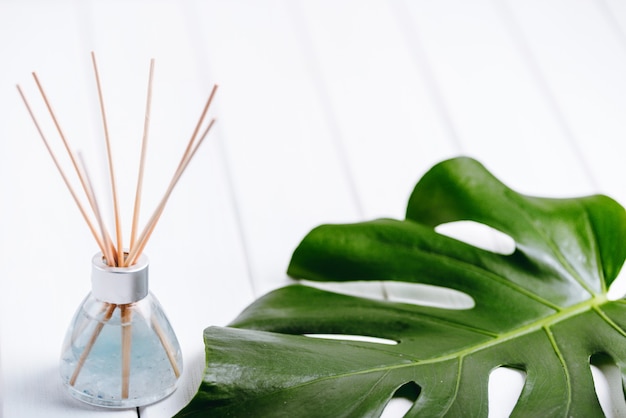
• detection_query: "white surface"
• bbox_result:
[1,0,625,417]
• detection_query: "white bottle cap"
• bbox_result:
[91,253,149,304]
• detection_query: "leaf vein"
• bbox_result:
[593,306,626,338]
[381,237,562,311]
[543,326,572,412]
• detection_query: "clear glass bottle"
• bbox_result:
[60,253,183,408]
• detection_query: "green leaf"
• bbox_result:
[177,157,626,417]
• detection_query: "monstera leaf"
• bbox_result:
[177,157,626,417]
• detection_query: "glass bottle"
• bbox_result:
[60,253,183,408]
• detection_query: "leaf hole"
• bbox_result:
[381,381,420,418]
[300,280,474,310]
[303,334,398,345]
[435,221,516,256]
[487,366,526,418]
[384,282,474,309]
[590,353,626,417]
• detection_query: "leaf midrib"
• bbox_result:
[246,294,609,401]
[416,294,608,365]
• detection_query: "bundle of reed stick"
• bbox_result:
[17,53,217,401]
[18,52,217,267]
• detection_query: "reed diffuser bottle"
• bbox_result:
[60,253,182,407]
[18,53,217,407]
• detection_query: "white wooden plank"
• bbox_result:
[185,0,362,296]
[505,0,626,204]
[399,0,596,198]
[293,0,458,221]
[602,0,626,44]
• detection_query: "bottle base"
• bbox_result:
[64,381,178,408]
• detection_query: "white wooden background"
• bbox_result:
[1,0,626,417]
